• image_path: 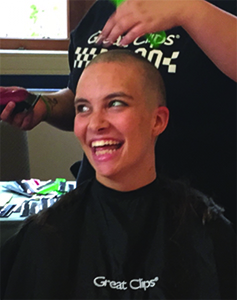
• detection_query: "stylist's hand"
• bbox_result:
[97,0,190,47]
[0,86,47,131]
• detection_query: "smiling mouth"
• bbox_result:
[91,140,123,156]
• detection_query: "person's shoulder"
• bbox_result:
[159,178,236,300]
[158,176,232,228]
[158,176,236,267]
[21,179,92,230]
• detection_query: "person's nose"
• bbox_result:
[88,110,109,132]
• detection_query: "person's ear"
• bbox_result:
[152,106,169,137]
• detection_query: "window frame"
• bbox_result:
[0,0,95,51]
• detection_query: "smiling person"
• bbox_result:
[74,50,168,192]
[0,0,236,227]
[1,50,235,300]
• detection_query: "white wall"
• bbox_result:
[0,50,69,75]
[27,122,83,180]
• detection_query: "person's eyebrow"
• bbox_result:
[75,92,133,104]
[74,98,89,105]
[104,92,134,100]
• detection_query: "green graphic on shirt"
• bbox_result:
[110,0,166,48]
[110,0,125,5]
[145,32,166,47]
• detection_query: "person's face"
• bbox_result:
[74,61,168,187]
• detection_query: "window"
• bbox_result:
[0,0,95,50]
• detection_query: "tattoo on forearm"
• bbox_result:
[45,96,58,112]
[40,95,58,120]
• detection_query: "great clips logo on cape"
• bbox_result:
[93,275,159,291]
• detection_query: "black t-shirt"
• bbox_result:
[1,178,236,299]
[68,0,236,224]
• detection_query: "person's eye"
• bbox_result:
[109,100,127,108]
[76,104,90,114]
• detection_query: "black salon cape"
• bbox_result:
[1,178,236,299]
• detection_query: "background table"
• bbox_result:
[0,181,76,247]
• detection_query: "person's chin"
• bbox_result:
[93,159,120,177]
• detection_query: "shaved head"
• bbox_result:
[85,49,166,107]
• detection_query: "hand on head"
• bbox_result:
[97,0,189,47]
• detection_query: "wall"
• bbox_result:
[0,50,83,180]
[27,122,83,180]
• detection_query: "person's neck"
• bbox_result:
[96,167,157,192]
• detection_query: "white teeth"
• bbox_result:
[95,149,117,156]
[92,140,120,147]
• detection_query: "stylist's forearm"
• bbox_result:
[41,88,75,131]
